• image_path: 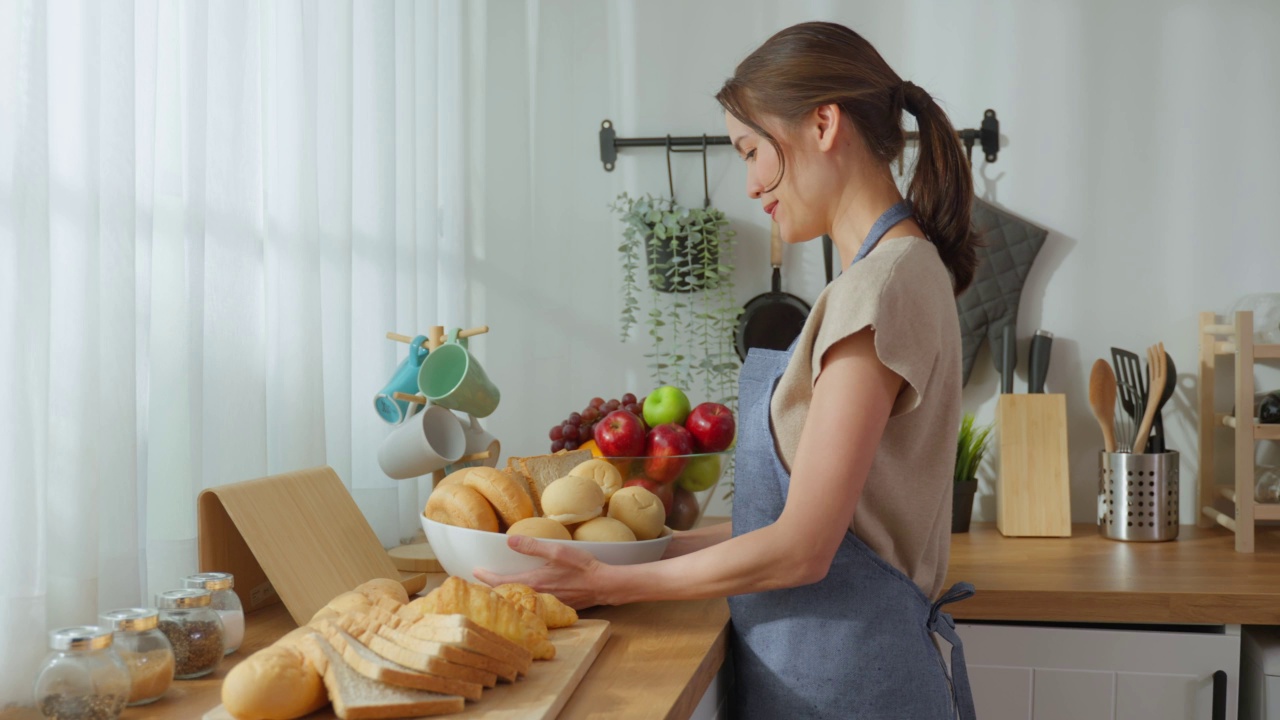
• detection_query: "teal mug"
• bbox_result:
[374,334,429,424]
[417,329,501,418]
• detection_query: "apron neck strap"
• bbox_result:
[848,201,913,270]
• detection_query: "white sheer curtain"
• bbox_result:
[0,0,472,705]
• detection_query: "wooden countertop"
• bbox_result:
[0,580,729,720]
[946,522,1280,625]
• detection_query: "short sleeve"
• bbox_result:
[809,247,942,417]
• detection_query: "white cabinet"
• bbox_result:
[956,622,1239,720]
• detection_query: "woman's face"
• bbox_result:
[726,110,833,244]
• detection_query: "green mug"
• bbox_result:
[417,329,501,418]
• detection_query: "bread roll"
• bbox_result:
[540,476,605,525]
[572,517,637,543]
[440,466,534,528]
[607,486,667,540]
[568,459,624,502]
[425,482,501,532]
[221,644,327,720]
[506,517,572,540]
[354,577,409,606]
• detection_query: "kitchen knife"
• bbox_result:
[1001,325,1016,394]
[1028,330,1053,393]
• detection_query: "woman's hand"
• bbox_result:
[473,535,614,610]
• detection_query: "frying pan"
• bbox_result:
[735,222,811,360]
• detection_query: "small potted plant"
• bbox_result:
[953,412,993,533]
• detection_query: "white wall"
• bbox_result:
[467,0,1280,522]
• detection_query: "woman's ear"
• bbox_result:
[812,103,843,152]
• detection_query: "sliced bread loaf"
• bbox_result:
[375,624,520,682]
[297,631,464,719]
[321,626,485,701]
[364,632,498,687]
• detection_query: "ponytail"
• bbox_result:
[901,82,978,295]
[715,23,981,295]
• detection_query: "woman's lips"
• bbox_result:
[764,201,778,218]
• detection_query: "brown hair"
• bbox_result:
[716,21,978,294]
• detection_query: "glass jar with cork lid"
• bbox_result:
[99,608,174,706]
[155,589,224,679]
[182,571,244,655]
[32,626,131,720]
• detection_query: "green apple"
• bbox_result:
[677,454,721,492]
[643,385,692,428]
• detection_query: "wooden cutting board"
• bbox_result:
[203,619,610,720]
[389,541,445,573]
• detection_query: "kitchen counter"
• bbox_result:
[0,580,730,720]
[10,520,1280,719]
[946,522,1280,625]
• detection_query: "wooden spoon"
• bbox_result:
[1133,342,1167,454]
[1089,359,1118,453]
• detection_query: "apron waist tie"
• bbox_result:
[928,582,977,720]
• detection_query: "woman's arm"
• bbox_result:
[661,520,732,558]
[476,328,902,608]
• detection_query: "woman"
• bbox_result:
[477,21,977,719]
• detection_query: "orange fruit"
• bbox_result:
[579,439,603,458]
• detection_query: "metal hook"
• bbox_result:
[701,135,710,208]
[666,136,675,200]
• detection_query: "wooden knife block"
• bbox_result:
[197,466,425,625]
[996,394,1072,537]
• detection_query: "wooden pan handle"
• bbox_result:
[770,221,782,267]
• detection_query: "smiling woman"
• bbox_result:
[0,0,470,707]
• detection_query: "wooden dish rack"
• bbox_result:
[1197,310,1280,551]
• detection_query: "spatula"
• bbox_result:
[1133,342,1167,454]
[1089,359,1118,453]
[1149,350,1176,453]
[1111,347,1147,426]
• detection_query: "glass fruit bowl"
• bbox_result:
[595,450,731,531]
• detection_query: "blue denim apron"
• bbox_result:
[728,203,977,720]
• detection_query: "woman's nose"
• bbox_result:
[745,173,763,199]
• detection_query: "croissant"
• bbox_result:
[492,583,578,629]
[408,577,555,660]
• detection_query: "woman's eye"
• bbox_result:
[745,149,756,161]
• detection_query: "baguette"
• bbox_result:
[221,578,409,719]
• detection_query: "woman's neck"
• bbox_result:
[827,174,912,269]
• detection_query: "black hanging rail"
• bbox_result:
[598,109,999,171]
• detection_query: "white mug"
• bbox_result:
[377,404,467,480]
[442,413,500,474]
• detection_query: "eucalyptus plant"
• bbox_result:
[610,191,741,408]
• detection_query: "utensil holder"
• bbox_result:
[1099,450,1180,542]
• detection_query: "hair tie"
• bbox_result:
[900,80,928,116]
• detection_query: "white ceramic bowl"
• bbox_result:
[422,515,672,584]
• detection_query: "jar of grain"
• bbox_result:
[99,608,174,706]
[32,626,130,720]
[182,572,244,654]
[155,589,224,679]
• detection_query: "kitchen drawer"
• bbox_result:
[956,622,1239,720]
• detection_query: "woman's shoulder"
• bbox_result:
[825,236,948,304]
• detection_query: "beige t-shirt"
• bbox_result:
[769,236,962,600]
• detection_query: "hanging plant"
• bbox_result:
[610,191,741,407]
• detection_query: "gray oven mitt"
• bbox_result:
[956,198,1048,386]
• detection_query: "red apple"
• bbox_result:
[624,476,674,515]
[684,402,736,453]
[667,486,700,531]
[593,410,646,458]
[643,423,693,483]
